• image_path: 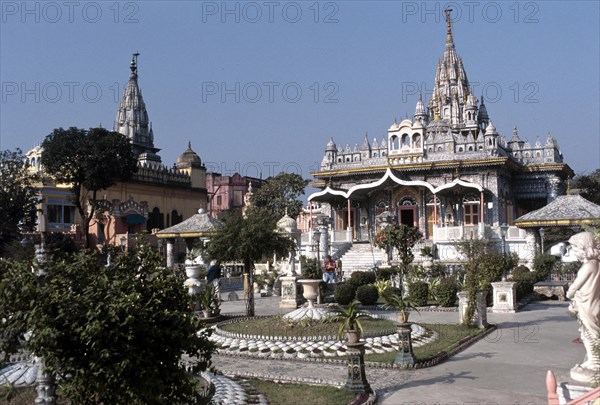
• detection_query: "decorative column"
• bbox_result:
[345,341,371,393]
[478,191,485,237]
[316,215,331,257]
[165,238,175,268]
[457,291,489,328]
[346,199,353,242]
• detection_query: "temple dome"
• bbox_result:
[277,213,297,231]
[177,142,202,167]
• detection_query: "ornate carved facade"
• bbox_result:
[309,14,573,263]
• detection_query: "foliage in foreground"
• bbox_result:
[0,244,215,404]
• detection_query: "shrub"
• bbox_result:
[356,284,379,305]
[533,254,556,282]
[334,283,357,305]
[408,281,429,306]
[434,277,458,307]
[511,265,537,299]
[348,271,376,287]
[382,286,402,303]
[376,266,398,281]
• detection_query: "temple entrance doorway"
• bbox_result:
[399,207,416,227]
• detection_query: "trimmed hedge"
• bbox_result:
[348,271,376,287]
[356,284,379,306]
[408,281,429,306]
[434,277,458,307]
[511,265,537,299]
[382,286,402,303]
[334,283,357,305]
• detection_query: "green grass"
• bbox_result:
[362,323,486,364]
[220,316,396,338]
[248,379,357,405]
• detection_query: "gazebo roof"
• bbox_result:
[514,195,600,228]
[156,208,224,238]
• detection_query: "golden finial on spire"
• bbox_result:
[433,102,440,120]
[444,8,453,43]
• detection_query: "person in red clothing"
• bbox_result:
[324,255,336,283]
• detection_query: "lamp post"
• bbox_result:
[315,230,321,267]
[499,223,509,281]
[500,223,509,255]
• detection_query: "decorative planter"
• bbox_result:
[202,309,212,319]
[345,330,361,345]
[185,265,202,279]
[298,279,321,308]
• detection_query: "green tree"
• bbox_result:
[455,239,516,325]
[0,148,39,256]
[204,208,295,316]
[0,244,214,404]
[40,127,137,248]
[573,169,600,205]
[373,224,422,281]
[251,173,308,219]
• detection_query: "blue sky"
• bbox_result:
[1,1,599,188]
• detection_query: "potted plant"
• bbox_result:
[299,256,324,307]
[332,300,371,344]
[384,289,420,323]
[200,285,215,318]
[384,289,420,365]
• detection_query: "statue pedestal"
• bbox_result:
[491,281,517,313]
[345,342,371,393]
[395,323,415,365]
[279,276,301,309]
[457,291,489,328]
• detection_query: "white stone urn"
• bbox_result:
[185,265,202,279]
[298,279,321,308]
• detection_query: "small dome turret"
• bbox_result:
[177,142,202,167]
[485,121,498,136]
[325,137,336,151]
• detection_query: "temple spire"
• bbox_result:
[114,53,162,168]
[445,8,454,44]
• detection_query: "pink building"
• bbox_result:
[206,172,265,218]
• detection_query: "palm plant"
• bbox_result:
[384,290,420,323]
[331,300,371,340]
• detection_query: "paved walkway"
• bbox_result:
[215,295,586,404]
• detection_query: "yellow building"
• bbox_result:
[26,54,207,249]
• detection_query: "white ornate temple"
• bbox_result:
[307,12,573,269]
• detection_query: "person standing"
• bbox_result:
[324,255,336,283]
[207,259,222,302]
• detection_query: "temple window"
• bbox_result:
[401,134,410,148]
[413,134,421,148]
[462,195,479,225]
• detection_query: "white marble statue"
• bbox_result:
[565,231,600,384]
